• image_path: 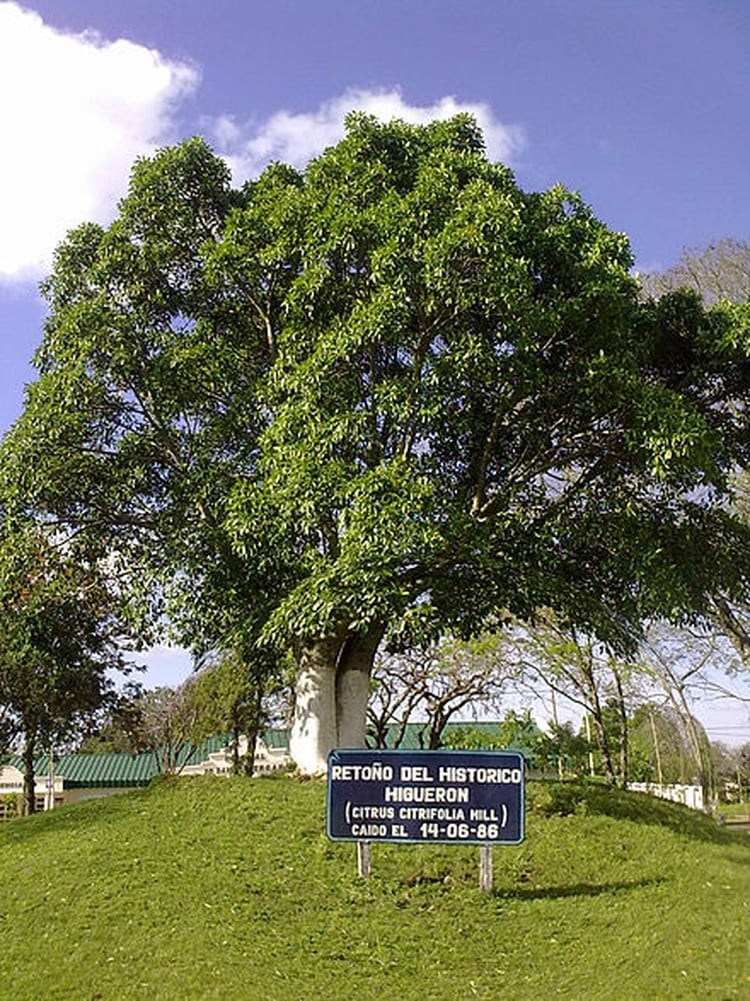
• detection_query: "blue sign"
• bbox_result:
[327,748,524,844]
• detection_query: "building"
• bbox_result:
[0,730,292,818]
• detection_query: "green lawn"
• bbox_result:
[718,800,750,822]
[1,775,748,1000]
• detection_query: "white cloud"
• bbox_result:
[0,5,521,284]
[213,87,525,185]
[0,2,198,280]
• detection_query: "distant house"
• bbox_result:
[0,730,292,817]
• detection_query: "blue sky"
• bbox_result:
[0,0,748,740]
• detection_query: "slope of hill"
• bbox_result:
[0,775,748,1000]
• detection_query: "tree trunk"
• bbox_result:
[290,631,345,775]
[335,626,384,749]
[578,655,616,787]
[366,709,390,748]
[613,669,629,790]
[683,712,715,809]
[589,704,616,788]
[290,625,383,774]
[241,686,265,777]
[230,705,241,774]
[22,735,37,816]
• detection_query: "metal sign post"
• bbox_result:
[479,844,493,894]
[357,840,371,879]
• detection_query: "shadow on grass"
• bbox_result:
[494,876,665,902]
[527,780,750,848]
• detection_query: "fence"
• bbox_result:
[629,782,704,811]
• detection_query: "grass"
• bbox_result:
[0,775,748,1000]
[718,800,750,822]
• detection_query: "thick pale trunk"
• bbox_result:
[290,625,383,774]
[290,633,343,775]
[335,627,384,748]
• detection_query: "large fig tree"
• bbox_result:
[4,115,750,774]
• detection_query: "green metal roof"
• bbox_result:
[2,730,290,788]
[1,729,291,788]
[1,752,50,775]
[1,753,24,773]
[2,751,156,788]
[263,728,291,750]
[56,752,159,788]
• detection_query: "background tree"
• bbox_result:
[87,684,205,775]
[545,721,592,778]
[639,238,750,306]
[82,681,150,754]
[183,649,289,774]
[0,138,290,757]
[367,635,509,749]
[443,708,559,772]
[639,237,750,668]
[710,741,750,803]
[0,524,127,812]
[86,651,290,775]
[636,624,724,801]
[627,703,696,784]
[506,615,636,787]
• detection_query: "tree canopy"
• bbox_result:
[3,115,750,772]
[640,238,750,306]
[0,523,126,811]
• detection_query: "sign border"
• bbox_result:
[326,747,525,845]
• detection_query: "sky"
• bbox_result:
[0,0,748,742]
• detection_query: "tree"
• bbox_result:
[639,239,750,668]
[709,741,750,802]
[546,721,592,778]
[81,681,150,754]
[183,648,289,775]
[506,615,634,787]
[227,118,750,771]
[0,524,126,812]
[0,137,289,755]
[443,709,558,772]
[86,682,205,775]
[627,703,695,784]
[367,635,509,749]
[639,238,750,306]
[87,649,290,774]
[5,117,750,775]
[636,624,725,802]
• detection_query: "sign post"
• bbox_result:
[479,844,493,894]
[357,840,371,879]
[327,749,524,890]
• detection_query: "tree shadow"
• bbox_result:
[494,876,665,902]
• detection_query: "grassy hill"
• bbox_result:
[0,775,748,1000]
